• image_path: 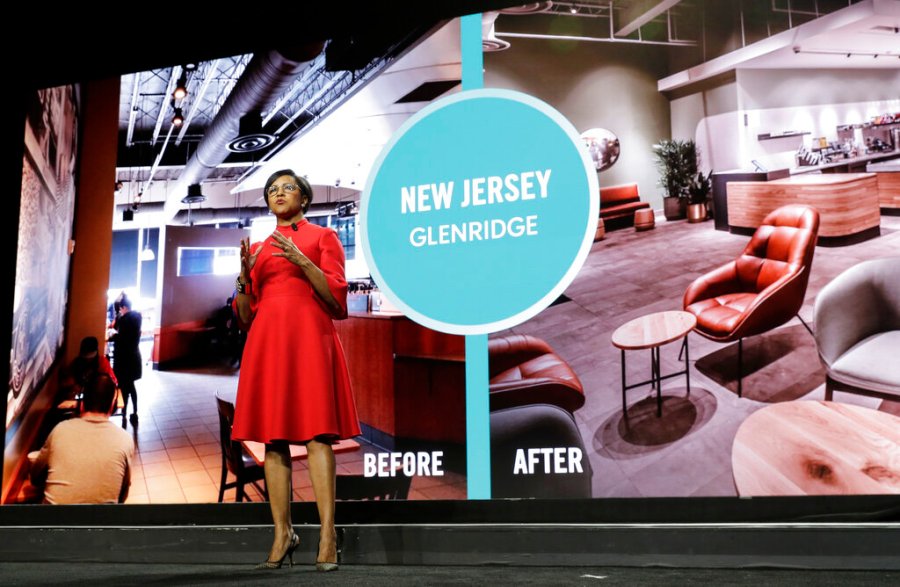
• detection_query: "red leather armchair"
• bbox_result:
[488,334,585,413]
[683,204,819,396]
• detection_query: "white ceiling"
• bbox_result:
[260,2,897,195]
[660,0,900,91]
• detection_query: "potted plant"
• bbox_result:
[652,139,697,220]
[687,170,713,223]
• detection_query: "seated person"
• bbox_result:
[30,374,134,504]
[211,297,234,345]
[58,336,118,407]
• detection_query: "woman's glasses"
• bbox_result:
[267,183,300,197]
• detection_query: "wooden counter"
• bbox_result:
[726,173,880,238]
[866,158,900,209]
[334,311,465,448]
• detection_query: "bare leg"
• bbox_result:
[263,442,293,562]
[307,438,337,564]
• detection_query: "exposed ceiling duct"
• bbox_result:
[227,113,276,153]
[482,11,511,52]
[233,20,462,194]
[161,43,325,221]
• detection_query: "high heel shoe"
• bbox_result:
[315,529,341,572]
[255,533,299,570]
[315,561,339,572]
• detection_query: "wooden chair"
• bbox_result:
[215,394,267,502]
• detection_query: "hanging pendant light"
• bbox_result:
[140,241,155,262]
[140,228,155,261]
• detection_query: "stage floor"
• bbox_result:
[0,561,897,586]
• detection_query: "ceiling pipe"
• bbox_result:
[162,43,326,222]
[175,58,222,146]
[125,71,141,147]
[152,65,183,146]
[171,206,271,226]
[117,202,270,225]
[121,201,344,226]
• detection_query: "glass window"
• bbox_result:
[177,247,240,276]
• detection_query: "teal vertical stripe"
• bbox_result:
[461,13,490,500]
[461,14,484,90]
[465,334,490,499]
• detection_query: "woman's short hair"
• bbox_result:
[263,169,313,214]
[82,373,117,414]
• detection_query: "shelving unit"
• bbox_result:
[757,131,810,141]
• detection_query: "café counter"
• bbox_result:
[333,310,465,448]
[866,157,900,210]
[726,173,880,239]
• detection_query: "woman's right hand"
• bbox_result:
[240,238,261,281]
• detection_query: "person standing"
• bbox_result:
[233,169,359,571]
[111,297,142,426]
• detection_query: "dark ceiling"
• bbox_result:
[11,1,530,189]
[14,1,526,90]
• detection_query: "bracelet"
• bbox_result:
[235,277,252,295]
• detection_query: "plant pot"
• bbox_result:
[687,202,707,223]
[664,196,686,221]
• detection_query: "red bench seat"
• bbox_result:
[599,183,650,230]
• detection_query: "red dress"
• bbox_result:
[232,220,360,444]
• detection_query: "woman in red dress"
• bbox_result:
[233,169,359,571]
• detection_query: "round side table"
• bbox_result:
[611,310,696,417]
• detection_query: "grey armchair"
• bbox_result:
[814,257,900,401]
[491,403,593,499]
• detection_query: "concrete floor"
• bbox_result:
[495,215,900,499]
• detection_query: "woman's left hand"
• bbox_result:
[270,231,312,270]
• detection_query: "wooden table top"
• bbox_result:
[611,311,696,350]
[241,438,360,466]
[57,389,126,412]
[732,401,900,496]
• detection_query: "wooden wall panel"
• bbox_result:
[334,314,465,445]
[334,316,396,436]
[876,173,900,209]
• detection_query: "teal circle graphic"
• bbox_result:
[360,89,598,335]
